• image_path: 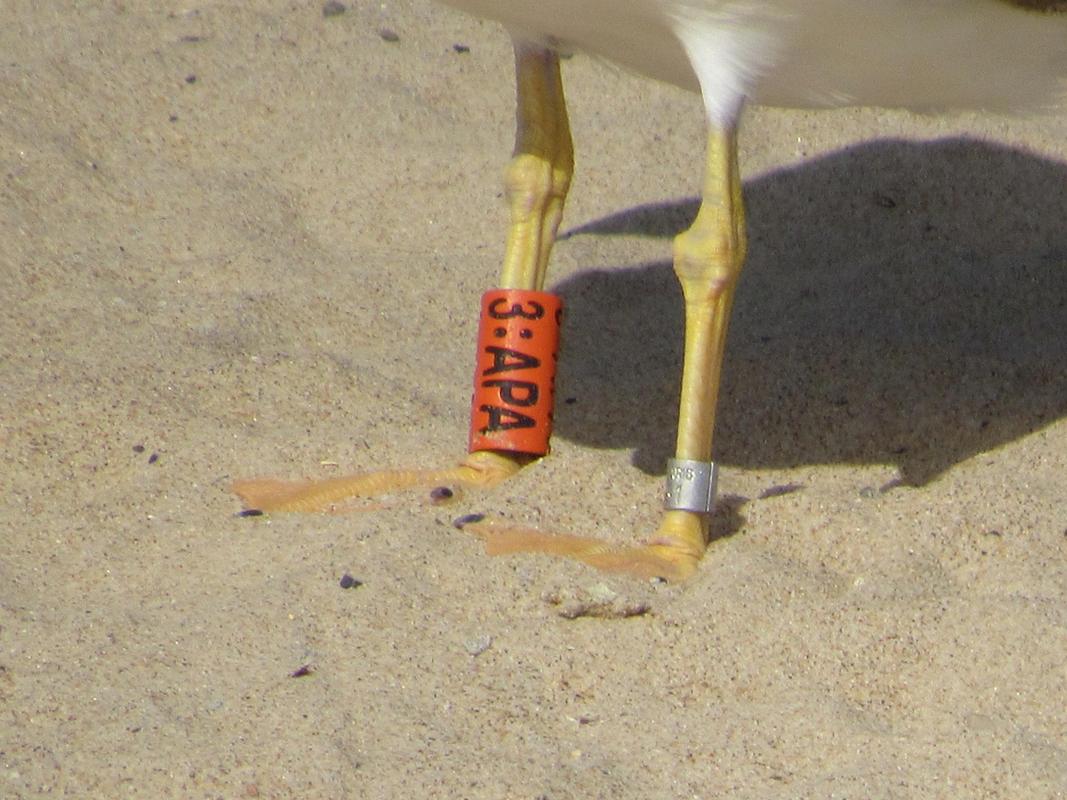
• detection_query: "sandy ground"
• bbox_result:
[3,1,1067,797]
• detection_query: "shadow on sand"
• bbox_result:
[550,137,1067,485]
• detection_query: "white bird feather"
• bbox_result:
[439,1,1067,122]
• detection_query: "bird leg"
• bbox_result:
[497,42,574,294]
[234,49,744,585]
[231,42,573,513]
[642,122,746,577]
[465,123,745,582]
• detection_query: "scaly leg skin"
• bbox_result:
[231,42,572,513]
[465,124,746,583]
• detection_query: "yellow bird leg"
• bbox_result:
[471,123,745,582]
[499,42,574,291]
[231,45,572,513]
[647,121,746,576]
[234,52,745,585]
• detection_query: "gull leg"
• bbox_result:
[235,48,742,585]
[641,122,745,578]
[466,123,744,582]
[497,42,573,293]
[232,42,573,513]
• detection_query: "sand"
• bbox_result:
[2,1,1066,797]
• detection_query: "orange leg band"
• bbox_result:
[469,289,562,456]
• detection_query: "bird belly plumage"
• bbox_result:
[438,0,1067,113]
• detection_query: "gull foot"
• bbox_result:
[231,450,523,513]
[456,511,706,583]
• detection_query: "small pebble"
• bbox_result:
[147,452,159,464]
[879,477,904,493]
[429,486,454,503]
[237,508,264,518]
[339,573,362,589]
[452,513,485,529]
[452,43,470,53]
[585,583,617,605]
[322,0,346,16]
[858,486,878,499]
[289,665,314,678]
[379,28,400,43]
[758,482,803,500]
[464,634,492,656]
[132,444,145,453]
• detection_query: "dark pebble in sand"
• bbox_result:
[452,513,485,529]
[339,573,362,589]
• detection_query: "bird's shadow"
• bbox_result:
[550,137,1067,485]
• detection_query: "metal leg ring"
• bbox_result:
[664,458,718,513]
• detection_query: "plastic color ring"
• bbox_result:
[664,458,718,513]
[469,289,562,456]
